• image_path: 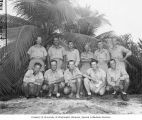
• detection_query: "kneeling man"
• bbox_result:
[83,59,106,98]
[64,60,82,98]
[43,60,65,98]
[106,59,129,101]
[22,63,44,98]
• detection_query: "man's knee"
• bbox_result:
[59,82,65,89]
[77,77,82,84]
[42,84,49,91]
[99,88,105,95]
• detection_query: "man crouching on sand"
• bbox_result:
[64,60,82,99]
[106,59,130,101]
[22,63,44,99]
[43,60,65,98]
[83,59,106,99]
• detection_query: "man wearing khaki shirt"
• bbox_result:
[43,60,65,98]
[65,41,80,67]
[27,36,47,71]
[48,37,66,70]
[106,59,130,101]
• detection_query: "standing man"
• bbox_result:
[64,60,82,98]
[106,59,130,101]
[27,36,47,71]
[94,41,110,72]
[47,36,66,70]
[109,37,132,73]
[43,60,65,98]
[65,41,80,67]
[83,59,106,99]
[80,44,94,74]
[22,63,44,98]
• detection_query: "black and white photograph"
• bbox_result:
[0,0,142,118]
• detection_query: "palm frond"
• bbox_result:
[13,0,77,27]
[2,25,39,83]
[0,14,31,28]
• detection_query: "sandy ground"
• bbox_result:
[0,95,142,114]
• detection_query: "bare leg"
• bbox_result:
[84,78,91,95]
[76,78,82,98]
[69,83,77,98]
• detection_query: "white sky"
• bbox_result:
[1,0,142,42]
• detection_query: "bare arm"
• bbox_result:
[75,50,80,66]
[106,50,110,62]
[122,46,132,60]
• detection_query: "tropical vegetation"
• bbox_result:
[0,0,142,100]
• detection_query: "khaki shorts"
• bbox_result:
[88,80,105,93]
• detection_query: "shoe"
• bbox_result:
[26,96,30,99]
[112,91,118,99]
[76,94,80,99]
[121,92,129,101]
[56,93,61,98]
[86,95,92,100]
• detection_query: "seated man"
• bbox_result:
[83,59,106,99]
[43,60,65,98]
[27,36,47,71]
[106,59,129,101]
[22,63,44,98]
[64,60,82,98]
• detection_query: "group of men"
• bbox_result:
[22,35,132,101]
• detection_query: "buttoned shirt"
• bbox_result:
[44,69,64,84]
[23,70,44,85]
[94,49,110,63]
[27,45,47,59]
[107,67,129,86]
[81,51,93,62]
[64,67,82,83]
[86,68,106,87]
[48,45,65,60]
[65,49,80,66]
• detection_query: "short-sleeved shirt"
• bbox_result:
[44,69,64,84]
[94,49,110,62]
[27,45,47,58]
[65,49,80,66]
[86,68,106,87]
[48,45,65,60]
[81,51,93,61]
[109,45,131,60]
[107,68,129,86]
[64,67,82,83]
[23,70,44,85]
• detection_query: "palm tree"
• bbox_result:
[0,0,77,97]
[65,6,111,35]
[0,14,32,28]
[13,0,77,34]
